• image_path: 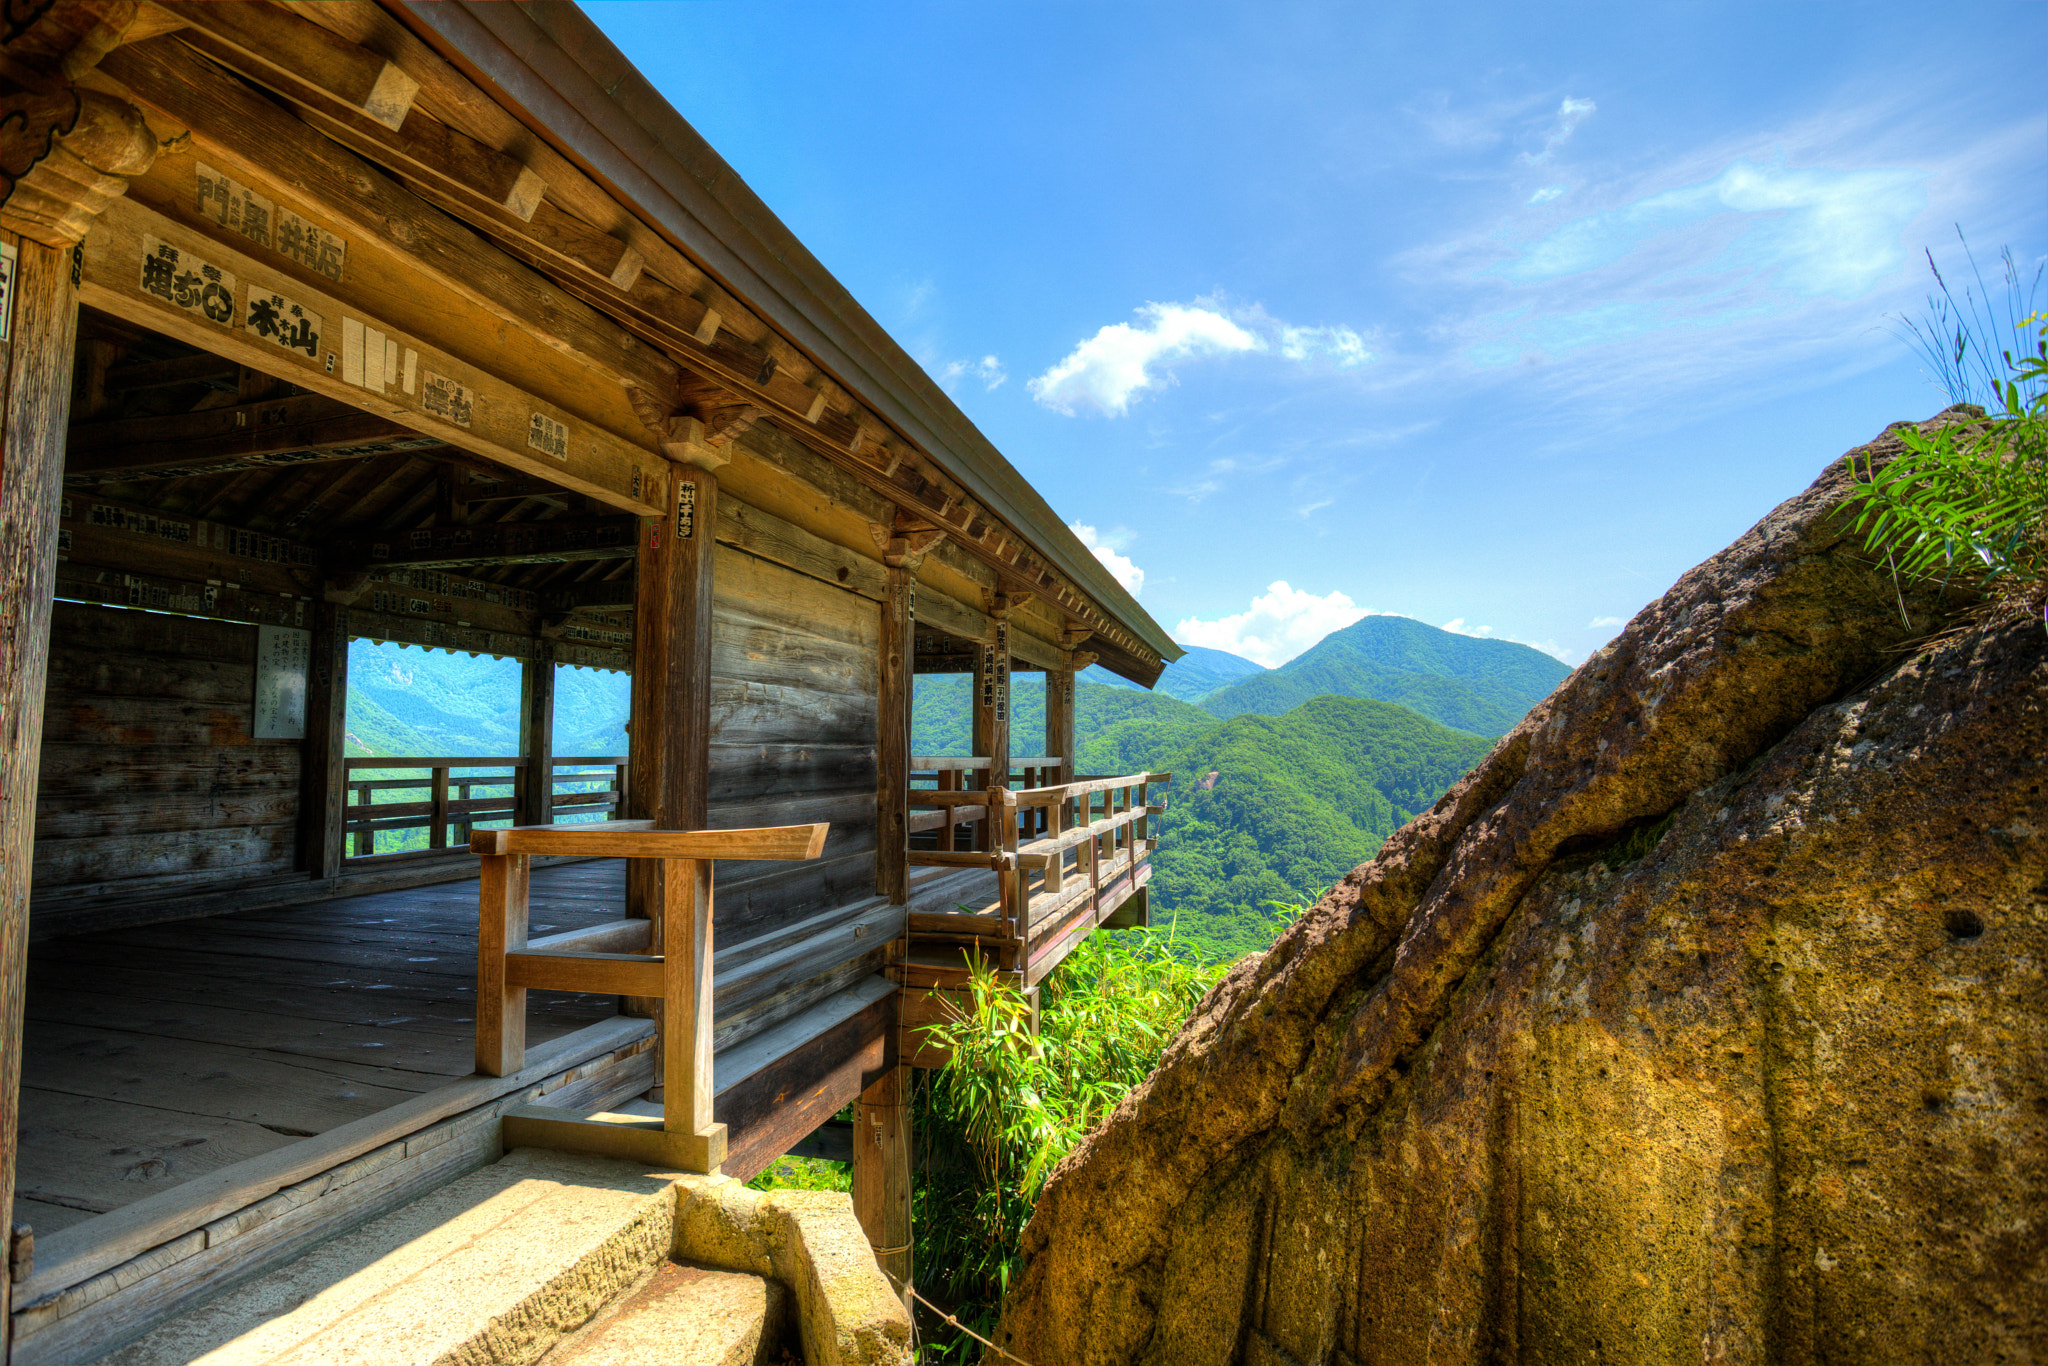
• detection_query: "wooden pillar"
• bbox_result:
[853,1064,912,1305]
[876,565,912,904]
[972,619,1010,850]
[517,645,556,827]
[301,600,349,880]
[625,460,715,1056]
[0,234,80,1351]
[1047,663,1076,783]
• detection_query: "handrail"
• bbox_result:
[474,820,829,1175]
[342,754,633,860]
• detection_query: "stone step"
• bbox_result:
[104,1149,684,1366]
[539,1261,785,1366]
[98,1144,912,1365]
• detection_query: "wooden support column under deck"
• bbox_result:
[517,645,557,827]
[853,1065,913,1308]
[300,600,350,880]
[0,233,81,1352]
[876,565,913,904]
[972,619,1011,851]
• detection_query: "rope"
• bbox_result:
[881,1268,1037,1366]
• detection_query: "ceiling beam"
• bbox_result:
[66,391,442,483]
[336,515,639,571]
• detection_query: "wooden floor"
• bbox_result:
[11,861,629,1237]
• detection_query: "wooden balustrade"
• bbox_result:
[904,765,1169,993]
[479,819,829,1174]
[341,755,630,861]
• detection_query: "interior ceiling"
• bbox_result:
[65,306,635,599]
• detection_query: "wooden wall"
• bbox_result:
[31,602,302,922]
[707,543,879,945]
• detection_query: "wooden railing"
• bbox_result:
[341,755,630,860]
[904,767,1168,992]
[907,755,1070,851]
[477,819,829,1174]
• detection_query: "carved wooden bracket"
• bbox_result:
[0,86,157,246]
[867,509,946,571]
[627,385,730,472]
[1067,650,1100,673]
[988,590,1035,620]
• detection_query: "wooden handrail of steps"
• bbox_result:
[472,819,828,1174]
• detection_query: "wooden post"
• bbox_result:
[627,462,716,1058]
[853,1064,912,1307]
[972,621,1010,850]
[1047,664,1075,789]
[474,852,530,1074]
[876,565,911,904]
[0,234,79,1352]
[517,645,556,827]
[663,855,725,1170]
[429,763,451,850]
[301,600,349,879]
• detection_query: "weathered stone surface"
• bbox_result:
[1000,411,2048,1364]
[674,1176,913,1365]
[539,1261,786,1366]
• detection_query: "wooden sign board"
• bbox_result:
[253,625,311,739]
[79,197,667,518]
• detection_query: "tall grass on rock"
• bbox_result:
[1848,242,2048,607]
[909,930,1225,1354]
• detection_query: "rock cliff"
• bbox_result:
[998,411,2047,1365]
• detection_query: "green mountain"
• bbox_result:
[1200,615,1570,736]
[911,672,1492,961]
[344,640,629,759]
[1150,697,1490,958]
[1084,645,1267,704]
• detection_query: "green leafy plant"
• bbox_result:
[908,931,1227,1356]
[1845,240,2048,601]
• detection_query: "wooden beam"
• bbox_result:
[0,234,78,1358]
[470,822,829,862]
[336,515,639,570]
[877,564,911,904]
[300,598,348,880]
[542,577,633,611]
[64,391,439,483]
[100,36,681,426]
[853,1064,912,1307]
[517,644,556,827]
[153,1,422,132]
[664,857,723,1170]
[78,196,666,515]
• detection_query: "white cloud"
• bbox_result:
[1588,615,1625,628]
[1521,97,1596,165]
[1528,185,1565,205]
[1442,618,1578,665]
[1030,304,1258,415]
[1175,581,1372,668]
[940,354,1007,392]
[1029,301,1373,416]
[1070,523,1143,599]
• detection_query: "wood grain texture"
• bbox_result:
[876,565,912,905]
[0,235,78,1358]
[301,600,348,880]
[853,1064,912,1302]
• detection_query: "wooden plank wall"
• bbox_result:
[706,542,878,945]
[31,602,301,916]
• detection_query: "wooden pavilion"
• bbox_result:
[0,3,1179,1359]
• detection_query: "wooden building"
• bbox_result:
[0,3,1179,1359]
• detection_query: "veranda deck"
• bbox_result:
[12,861,629,1238]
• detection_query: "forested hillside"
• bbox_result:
[344,640,631,759]
[1201,615,1570,736]
[912,672,1498,959]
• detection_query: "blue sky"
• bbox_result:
[588,1,2046,667]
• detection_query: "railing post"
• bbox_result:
[662,856,726,1171]
[475,851,530,1075]
[936,767,958,852]
[429,764,451,851]
[1044,796,1065,895]
[518,648,556,827]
